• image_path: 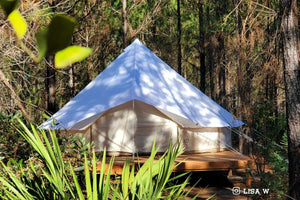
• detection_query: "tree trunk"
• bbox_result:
[199,0,206,92]
[281,0,300,199]
[215,1,226,106]
[235,0,244,154]
[218,33,225,105]
[177,0,182,75]
[45,56,56,114]
[206,5,214,98]
[69,66,75,98]
[122,0,128,48]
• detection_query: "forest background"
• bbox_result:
[0,0,299,199]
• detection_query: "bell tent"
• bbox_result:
[41,39,243,154]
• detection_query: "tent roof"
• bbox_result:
[41,39,243,130]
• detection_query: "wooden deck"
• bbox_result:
[96,151,253,175]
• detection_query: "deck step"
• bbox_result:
[227,175,261,184]
[227,175,244,182]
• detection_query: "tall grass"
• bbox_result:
[0,120,75,199]
[0,120,203,199]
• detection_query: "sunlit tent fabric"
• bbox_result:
[41,39,243,153]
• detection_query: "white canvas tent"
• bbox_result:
[41,39,243,154]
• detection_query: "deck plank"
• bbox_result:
[96,151,253,175]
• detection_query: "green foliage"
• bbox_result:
[0,113,31,163]
[75,140,201,200]
[0,0,19,16]
[60,134,94,160]
[7,9,26,39]
[252,130,288,199]
[0,121,202,199]
[55,46,92,69]
[36,15,77,57]
[267,133,288,197]
[35,14,93,68]
[0,120,75,199]
[0,2,91,68]
[0,0,26,39]
[111,141,186,199]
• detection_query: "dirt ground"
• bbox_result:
[178,171,253,200]
[184,186,250,200]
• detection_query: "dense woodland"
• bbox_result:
[0,0,299,199]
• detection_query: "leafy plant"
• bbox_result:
[0,0,92,69]
[0,120,204,199]
[252,131,288,199]
[60,134,94,159]
[0,120,75,199]
[0,113,31,163]
[0,0,26,39]
[76,140,199,200]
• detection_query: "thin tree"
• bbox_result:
[281,0,300,199]
[45,56,56,114]
[198,0,206,92]
[177,0,182,75]
[215,0,226,105]
[69,66,75,98]
[122,0,128,48]
[235,0,244,154]
[45,1,57,114]
[206,4,214,98]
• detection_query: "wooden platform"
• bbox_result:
[96,151,253,175]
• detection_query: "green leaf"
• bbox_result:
[46,14,77,55]
[35,28,48,61]
[55,46,92,69]
[98,149,107,199]
[92,151,98,200]
[0,0,19,16]
[8,9,27,40]
[84,154,92,200]
[122,159,130,199]
[35,14,77,61]
[70,163,85,200]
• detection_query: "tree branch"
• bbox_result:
[0,69,30,121]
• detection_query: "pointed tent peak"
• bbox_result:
[132,38,143,45]
[124,38,149,52]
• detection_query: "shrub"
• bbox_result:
[0,120,201,199]
[0,113,31,163]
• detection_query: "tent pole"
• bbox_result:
[90,126,92,154]
[218,128,221,152]
[132,99,135,161]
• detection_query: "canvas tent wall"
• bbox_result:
[67,100,231,153]
[41,39,242,154]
